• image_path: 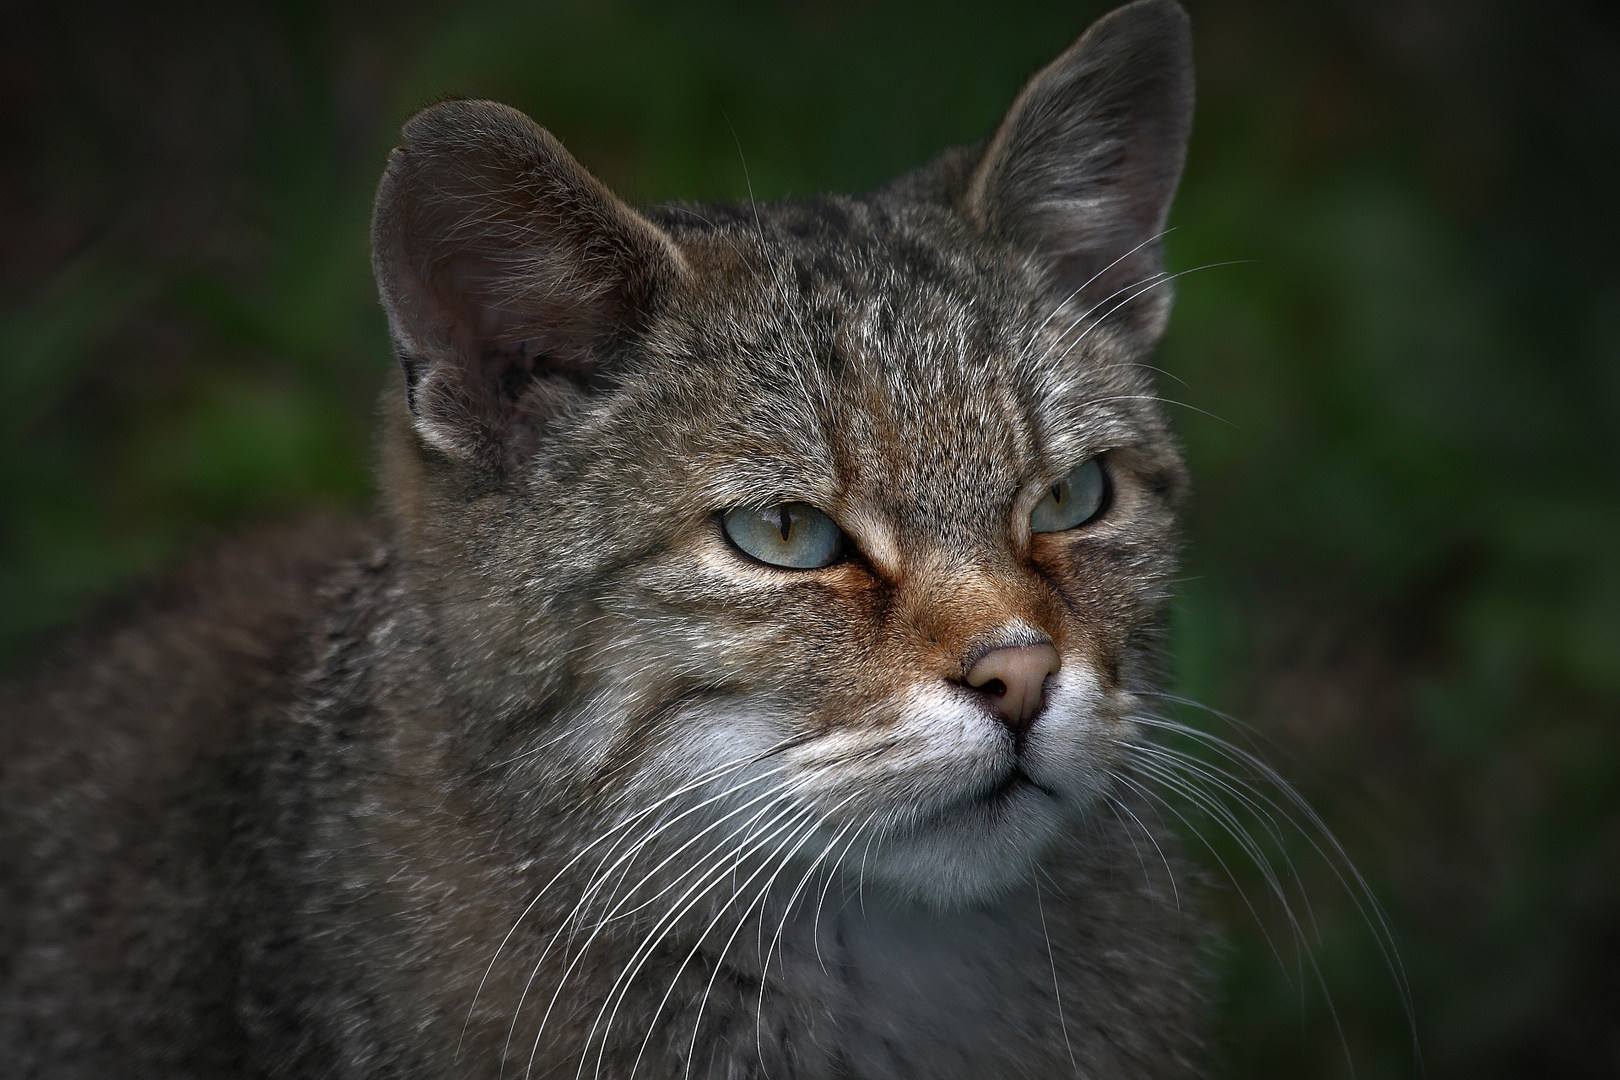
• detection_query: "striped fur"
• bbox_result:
[1,2,1209,1076]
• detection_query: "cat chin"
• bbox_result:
[827,683,1125,909]
[856,785,1079,909]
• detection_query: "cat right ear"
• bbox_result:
[964,0,1194,343]
[371,100,684,471]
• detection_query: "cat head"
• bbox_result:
[372,0,1193,907]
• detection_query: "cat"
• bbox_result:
[0,0,1209,1076]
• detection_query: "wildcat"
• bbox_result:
[0,1,1209,1076]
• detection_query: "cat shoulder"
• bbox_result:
[1,517,377,822]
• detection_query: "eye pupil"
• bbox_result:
[1029,459,1106,534]
[723,502,844,569]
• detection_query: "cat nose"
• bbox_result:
[965,643,1061,730]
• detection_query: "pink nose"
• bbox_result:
[965,643,1061,729]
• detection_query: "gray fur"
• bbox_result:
[1,2,1209,1076]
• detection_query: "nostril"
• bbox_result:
[964,643,1061,729]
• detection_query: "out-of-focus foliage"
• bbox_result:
[3,0,1616,1076]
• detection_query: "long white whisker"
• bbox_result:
[1123,753,1359,1072]
[1114,770,1295,977]
[613,802,822,1080]
[1019,227,1178,353]
[1133,693,1343,810]
[508,767,806,1075]
[758,807,862,989]
[1104,790,1181,913]
[1076,392,1240,427]
[1035,874,1080,1078]
[582,796,822,1080]
[1046,260,1252,372]
[542,797,799,1080]
[468,747,793,1063]
[1131,711,1415,1029]
[1034,269,1167,366]
[504,769,803,1076]
[664,796,858,1080]
[745,801,868,1074]
[1139,761,1360,1069]
[1129,755,1313,951]
[812,810,880,973]
[1131,739,1295,853]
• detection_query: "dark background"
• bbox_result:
[3,0,1617,1075]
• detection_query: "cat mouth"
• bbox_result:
[911,766,1061,831]
[977,766,1060,808]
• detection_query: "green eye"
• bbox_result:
[722,502,845,569]
[1030,459,1106,533]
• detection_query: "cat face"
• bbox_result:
[372,0,1193,907]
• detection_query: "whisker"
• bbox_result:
[1044,260,1252,373]
[1076,392,1240,428]
[539,798,800,1080]
[1035,874,1081,1078]
[582,797,823,1080]
[811,810,881,973]
[667,799,858,1080]
[1136,690,1321,785]
[1113,771,1297,980]
[1019,227,1178,354]
[759,806,862,983]
[1129,711,1414,1020]
[1033,268,1168,367]
[503,769,804,1076]
[1103,791,1181,913]
[1131,739,1295,853]
[1127,755,1314,944]
[1091,359,1194,390]
[745,803,869,1074]
[1123,694,1421,1075]
[466,747,791,1062]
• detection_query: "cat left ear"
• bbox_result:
[372,100,684,471]
[965,0,1194,342]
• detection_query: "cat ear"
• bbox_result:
[965,0,1193,339]
[371,100,684,470]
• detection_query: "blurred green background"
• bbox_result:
[3,0,1617,1075]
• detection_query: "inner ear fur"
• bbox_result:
[965,0,1194,339]
[372,99,684,471]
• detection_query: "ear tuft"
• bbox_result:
[966,0,1194,341]
[372,100,683,470]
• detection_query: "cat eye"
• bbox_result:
[722,502,845,569]
[1029,459,1107,533]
